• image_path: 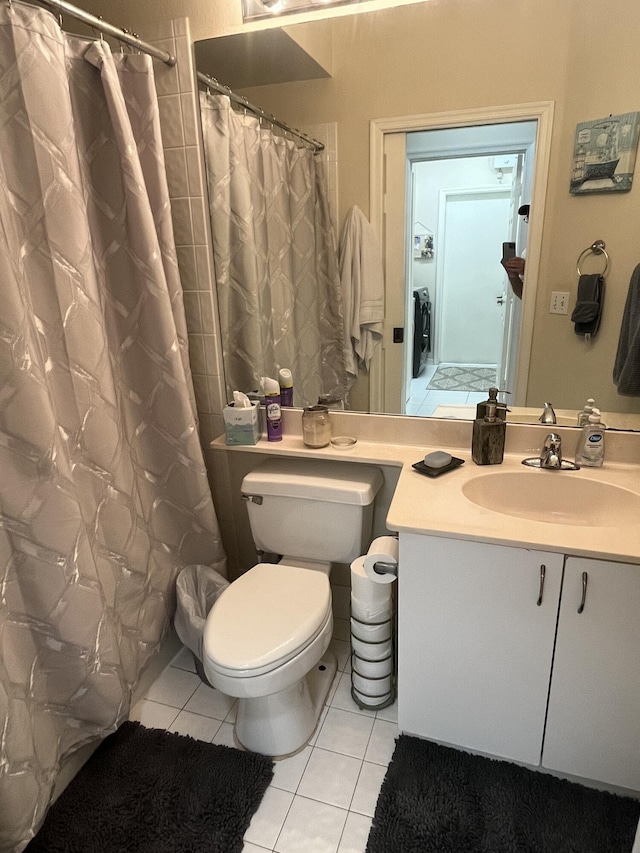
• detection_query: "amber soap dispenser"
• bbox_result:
[472,400,506,465]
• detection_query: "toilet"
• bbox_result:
[203,458,383,757]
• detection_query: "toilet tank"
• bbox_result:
[241,459,383,563]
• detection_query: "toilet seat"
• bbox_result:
[204,563,332,678]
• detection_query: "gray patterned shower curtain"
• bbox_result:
[200,91,349,408]
[0,4,226,850]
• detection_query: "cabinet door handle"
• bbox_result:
[536,564,546,606]
[577,571,588,614]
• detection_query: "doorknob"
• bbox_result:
[496,296,505,305]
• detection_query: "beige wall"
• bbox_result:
[76,0,640,415]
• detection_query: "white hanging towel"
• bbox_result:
[338,206,385,381]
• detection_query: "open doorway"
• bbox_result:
[369,103,553,417]
[404,124,536,417]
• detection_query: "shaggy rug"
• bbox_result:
[26,721,274,853]
[427,365,497,392]
[367,735,640,853]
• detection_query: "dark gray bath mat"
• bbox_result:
[26,721,273,853]
[367,734,640,853]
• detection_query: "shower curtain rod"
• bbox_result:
[197,70,324,152]
[30,0,176,65]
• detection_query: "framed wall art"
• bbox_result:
[570,112,640,194]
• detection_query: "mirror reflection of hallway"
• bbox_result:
[379,119,538,417]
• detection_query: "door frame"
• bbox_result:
[434,185,512,367]
[369,101,555,412]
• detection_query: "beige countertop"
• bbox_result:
[211,409,640,564]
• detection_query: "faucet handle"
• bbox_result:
[539,402,557,424]
[543,432,562,451]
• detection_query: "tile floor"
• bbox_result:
[405,364,489,417]
[130,637,399,853]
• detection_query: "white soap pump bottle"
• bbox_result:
[575,407,605,467]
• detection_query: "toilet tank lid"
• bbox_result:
[241,459,383,505]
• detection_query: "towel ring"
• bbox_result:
[576,240,609,278]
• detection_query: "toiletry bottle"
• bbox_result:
[476,387,508,421]
[261,376,282,442]
[575,407,605,467]
[577,398,595,427]
[472,400,507,465]
[278,368,294,407]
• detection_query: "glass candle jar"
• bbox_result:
[302,405,331,448]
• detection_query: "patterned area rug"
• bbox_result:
[367,735,640,853]
[427,365,497,392]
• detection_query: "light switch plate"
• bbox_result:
[550,291,570,314]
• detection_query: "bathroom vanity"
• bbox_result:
[398,535,640,791]
[212,408,640,794]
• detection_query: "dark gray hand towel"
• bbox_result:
[571,274,604,336]
[613,264,640,396]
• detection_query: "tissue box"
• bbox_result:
[223,401,260,446]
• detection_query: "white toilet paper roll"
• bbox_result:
[351,635,393,661]
[352,654,392,679]
[350,556,393,616]
[350,617,392,644]
[352,687,392,708]
[352,671,393,696]
[362,536,398,584]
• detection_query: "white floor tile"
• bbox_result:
[167,709,223,742]
[170,645,197,673]
[350,761,387,816]
[328,639,350,672]
[330,672,376,718]
[225,700,238,723]
[315,708,375,760]
[183,681,236,720]
[375,700,398,724]
[143,665,200,708]
[211,721,237,748]
[337,812,372,853]
[271,746,313,793]
[245,786,294,850]
[242,843,271,852]
[297,748,362,810]
[129,698,179,730]
[364,719,398,766]
[274,795,347,853]
[309,706,329,746]
[325,668,342,706]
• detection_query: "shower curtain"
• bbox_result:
[200,91,348,408]
[0,4,226,850]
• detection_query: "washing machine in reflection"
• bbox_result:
[412,287,431,378]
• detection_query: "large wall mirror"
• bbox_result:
[78,0,640,430]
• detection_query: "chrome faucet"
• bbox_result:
[539,402,556,425]
[539,432,562,469]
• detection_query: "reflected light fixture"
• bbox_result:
[243,0,364,22]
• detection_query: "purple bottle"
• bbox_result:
[262,377,282,442]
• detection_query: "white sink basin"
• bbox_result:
[462,471,640,527]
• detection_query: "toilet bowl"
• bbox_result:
[203,458,383,757]
[204,562,334,756]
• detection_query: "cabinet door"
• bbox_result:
[542,557,640,791]
[398,533,563,765]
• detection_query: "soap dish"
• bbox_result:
[331,435,357,448]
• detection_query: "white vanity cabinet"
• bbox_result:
[398,536,640,791]
[398,533,564,765]
[542,556,640,791]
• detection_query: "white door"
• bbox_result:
[379,132,408,414]
[436,190,511,365]
[398,534,563,765]
[543,556,640,791]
